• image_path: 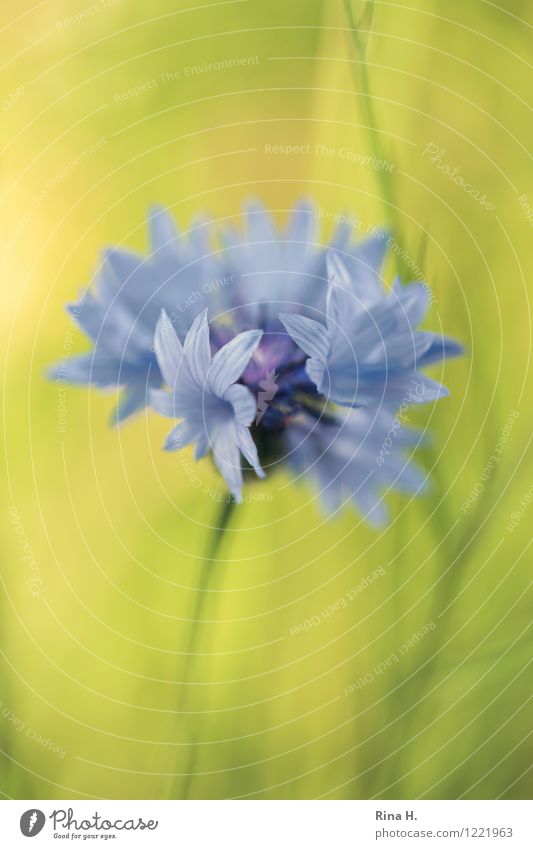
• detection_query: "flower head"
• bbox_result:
[50,200,462,521]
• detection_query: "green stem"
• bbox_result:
[170,496,237,799]
[342,0,414,280]
[341,1,450,797]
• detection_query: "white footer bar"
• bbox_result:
[0,800,530,848]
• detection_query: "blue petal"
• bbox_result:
[352,487,389,527]
[326,248,384,308]
[391,278,430,327]
[99,248,146,302]
[305,357,328,394]
[212,433,243,501]
[149,388,177,418]
[68,298,102,341]
[149,205,179,252]
[245,200,278,245]
[223,383,258,426]
[110,384,148,425]
[183,309,211,384]
[418,335,464,366]
[236,424,265,478]
[351,231,389,275]
[48,354,122,387]
[195,430,211,460]
[278,313,329,361]
[286,200,317,246]
[208,330,263,396]
[347,372,449,407]
[163,419,203,452]
[154,310,183,387]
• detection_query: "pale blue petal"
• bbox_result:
[208,330,263,396]
[154,310,183,387]
[163,420,202,452]
[212,434,243,501]
[223,383,258,426]
[419,335,464,365]
[195,431,210,460]
[245,200,277,244]
[183,308,211,384]
[149,388,177,418]
[305,357,328,394]
[236,424,265,478]
[351,232,389,276]
[352,487,389,527]
[99,248,145,301]
[392,279,430,327]
[110,384,147,425]
[326,249,384,308]
[409,373,449,401]
[379,455,428,493]
[149,205,179,252]
[365,330,434,369]
[68,298,101,341]
[279,313,329,361]
[48,354,122,387]
[286,200,316,246]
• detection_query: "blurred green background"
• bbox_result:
[1,0,531,800]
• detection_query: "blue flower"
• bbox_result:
[151,309,264,501]
[51,200,463,521]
